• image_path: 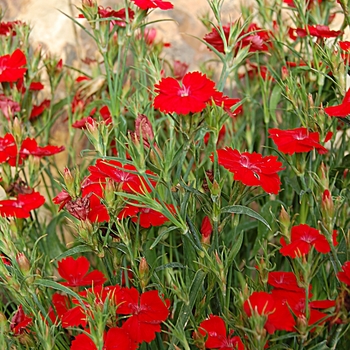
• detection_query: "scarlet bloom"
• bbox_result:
[204,23,273,54]
[97,6,135,27]
[280,224,330,258]
[268,271,303,292]
[117,288,169,343]
[0,133,18,166]
[268,127,328,155]
[153,71,217,114]
[71,333,97,350]
[289,25,342,39]
[197,315,244,350]
[30,99,51,120]
[57,256,106,288]
[244,291,295,334]
[132,0,173,10]
[10,305,32,335]
[0,191,45,218]
[117,201,173,228]
[20,138,65,158]
[0,49,27,82]
[337,261,350,285]
[203,25,231,53]
[104,327,138,350]
[238,23,273,52]
[212,148,283,194]
[87,159,157,193]
[324,88,350,117]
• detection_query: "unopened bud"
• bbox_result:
[63,167,75,196]
[16,253,30,274]
[200,216,212,247]
[139,257,150,290]
[104,178,115,207]
[279,206,290,237]
[321,189,334,224]
[12,117,22,142]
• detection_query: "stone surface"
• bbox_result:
[0,0,242,68]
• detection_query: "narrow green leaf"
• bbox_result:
[34,279,85,308]
[221,205,271,230]
[171,270,206,346]
[53,245,93,262]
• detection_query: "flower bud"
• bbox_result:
[63,167,75,197]
[12,117,22,142]
[200,216,212,247]
[16,253,30,275]
[104,178,115,207]
[321,189,334,227]
[279,206,290,237]
[139,257,150,290]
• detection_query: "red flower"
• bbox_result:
[197,315,244,350]
[30,99,51,120]
[324,88,350,117]
[132,0,173,10]
[211,92,242,117]
[244,291,275,317]
[104,327,138,350]
[29,81,44,91]
[0,191,45,218]
[268,271,303,292]
[117,288,169,343]
[0,20,24,36]
[10,305,32,335]
[117,201,173,228]
[153,71,217,114]
[212,148,283,194]
[268,127,328,155]
[20,138,65,158]
[71,333,97,350]
[0,133,18,166]
[280,224,330,258]
[53,181,110,223]
[57,256,106,288]
[238,23,273,52]
[87,159,157,193]
[337,261,350,285]
[48,293,70,324]
[204,23,273,54]
[203,25,231,53]
[0,49,27,82]
[0,94,20,120]
[244,291,295,334]
[290,25,342,39]
[97,6,135,27]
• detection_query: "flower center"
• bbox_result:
[240,155,261,174]
[178,85,190,97]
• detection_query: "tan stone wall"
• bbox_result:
[0,0,242,68]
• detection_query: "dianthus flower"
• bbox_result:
[117,288,170,343]
[19,138,65,158]
[337,261,350,285]
[132,0,173,10]
[289,25,342,40]
[196,315,244,349]
[0,49,27,82]
[211,148,283,194]
[280,224,330,258]
[0,191,45,218]
[153,71,217,114]
[57,256,106,288]
[268,127,328,155]
[324,88,350,117]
